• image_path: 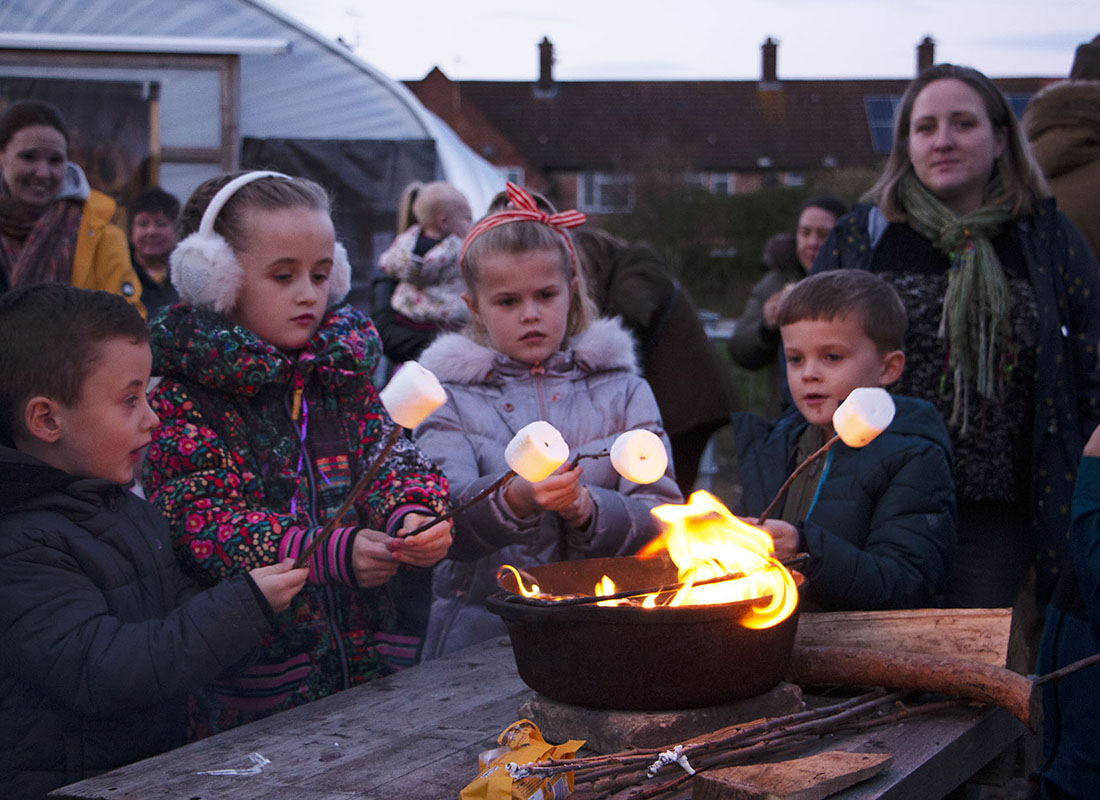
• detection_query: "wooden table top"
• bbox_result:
[50,637,1026,800]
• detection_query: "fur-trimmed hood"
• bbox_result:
[1024,80,1100,178]
[419,316,639,386]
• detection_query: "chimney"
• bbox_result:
[761,37,778,84]
[917,36,935,74]
[538,36,554,91]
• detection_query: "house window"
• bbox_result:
[864,95,901,154]
[709,173,736,195]
[782,172,806,188]
[684,172,706,191]
[579,172,634,213]
[683,172,736,196]
[498,166,525,185]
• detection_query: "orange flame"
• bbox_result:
[594,575,619,607]
[641,490,798,629]
[499,564,541,597]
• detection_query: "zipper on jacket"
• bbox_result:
[532,367,549,420]
[286,375,352,693]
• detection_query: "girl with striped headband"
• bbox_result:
[412,182,683,657]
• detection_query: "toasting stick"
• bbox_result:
[292,361,447,570]
[498,553,811,607]
[399,420,570,539]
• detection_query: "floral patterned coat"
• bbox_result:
[144,304,449,734]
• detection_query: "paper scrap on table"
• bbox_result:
[460,719,583,800]
[197,751,271,776]
[506,421,570,483]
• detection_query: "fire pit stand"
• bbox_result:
[520,681,804,753]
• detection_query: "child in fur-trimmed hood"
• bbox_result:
[412,183,683,658]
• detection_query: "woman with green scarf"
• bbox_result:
[811,63,1100,621]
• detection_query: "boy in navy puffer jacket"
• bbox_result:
[0,284,306,800]
[730,270,956,611]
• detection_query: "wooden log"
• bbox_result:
[692,750,893,800]
[794,609,1012,667]
[786,646,1038,728]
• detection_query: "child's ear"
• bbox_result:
[880,350,905,386]
[23,396,64,444]
[462,291,479,321]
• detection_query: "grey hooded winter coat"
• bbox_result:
[414,318,683,657]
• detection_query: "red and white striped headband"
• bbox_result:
[460,181,587,268]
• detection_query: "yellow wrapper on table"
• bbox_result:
[460,719,584,800]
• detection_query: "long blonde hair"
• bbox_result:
[864,63,1049,220]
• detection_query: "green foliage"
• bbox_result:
[590,169,877,318]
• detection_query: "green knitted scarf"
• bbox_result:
[901,174,1014,429]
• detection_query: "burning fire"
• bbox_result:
[498,491,798,629]
[638,490,799,629]
[499,564,541,598]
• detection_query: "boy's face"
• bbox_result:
[46,338,159,484]
[130,210,178,262]
[781,314,904,433]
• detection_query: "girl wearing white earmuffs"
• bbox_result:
[142,171,452,737]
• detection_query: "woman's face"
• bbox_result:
[0,125,67,206]
[795,206,839,272]
[907,78,1006,215]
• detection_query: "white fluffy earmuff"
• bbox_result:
[170,170,352,313]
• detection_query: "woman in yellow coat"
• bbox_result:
[0,99,143,314]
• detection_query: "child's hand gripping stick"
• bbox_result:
[292,362,447,569]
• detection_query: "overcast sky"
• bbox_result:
[262,0,1098,82]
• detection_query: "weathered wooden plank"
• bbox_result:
[692,751,893,800]
[49,639,1027,800]
[794,609,1012,667]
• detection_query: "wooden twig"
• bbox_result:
[398,470,515,539]
[536,691,973,800]
[756,433,840,525]
[1033,651,1100,687]
[569,448,609,469]
[292,425,402,569]
[512,689,896,781]
[401,437,640,539]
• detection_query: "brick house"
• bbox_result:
[406,37,1055,214]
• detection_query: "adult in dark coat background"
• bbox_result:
[575,227,739,496]
[729,196,847,417]
[1024,33,1100,262]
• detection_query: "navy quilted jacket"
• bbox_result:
[0,447,271,800]
[731,396,956,611]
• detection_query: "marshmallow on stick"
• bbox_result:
[756,389,895,526]
[832,387,896,447]
[400,421,569,540]
[506,421,570,482]
[610,429,669,484]
[379,360,447,430]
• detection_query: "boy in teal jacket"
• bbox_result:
[729,270,956,610]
